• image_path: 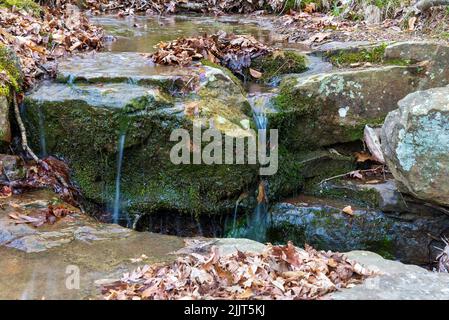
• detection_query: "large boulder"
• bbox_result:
[381,85,449,207]
[384,41,449,89]
[24,52,258,219]
[271,65,422,150]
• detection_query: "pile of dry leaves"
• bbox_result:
[86,0,287,15]
[8,202,77,227]
[150,32,271,76]
[0,4,103,89]
[102,241,373,300]
[1,156,80,207]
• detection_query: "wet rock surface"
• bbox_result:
[0,190,185,299]
[1,190,448,300]
[382,85,449,207]
[24,54,257,218]
[330,251,449,300]
[269,192,449,265]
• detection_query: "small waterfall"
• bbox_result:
[227,93,272,241]
[67,74,75,85]
[112,133,126,224]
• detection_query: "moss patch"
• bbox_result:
[0,0,41,14]
[0,44,21,96]
[327,43,387,66]
[251,51,307,83]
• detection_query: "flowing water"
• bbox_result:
[112,133,126,224]
[227,93,274,241]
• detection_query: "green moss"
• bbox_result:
[251,51,307,83]
[0,44,22,96]
[384,58,412,66]
[24,92,259,218]
[327,43,388,66]
[340,116,386,141]
[0,0,41,14]
[268,146,306,200]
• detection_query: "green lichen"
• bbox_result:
[327,43,388,66]
[251,51,307,83]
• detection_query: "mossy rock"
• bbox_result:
[23,67,259,219]
[270,65,423,151]
[0,45,21,149]
[325,43,388,66]
[268,147,356,202]
[0,44,22,96]
[268,199,449,264]
[250,51,308,83]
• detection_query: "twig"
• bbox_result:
[318,166,385,186]
[13,93,70,190]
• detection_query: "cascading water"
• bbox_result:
[228,92,273,241]
[112,133,126,224]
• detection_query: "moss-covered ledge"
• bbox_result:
[270,65,423,151]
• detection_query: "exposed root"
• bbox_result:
[12,93,39,164]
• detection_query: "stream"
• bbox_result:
[46,14,328,240]
[22,12,449,268]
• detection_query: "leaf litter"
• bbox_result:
[150,32,271,78]
[0,4,103,89]
[102,241,374,300]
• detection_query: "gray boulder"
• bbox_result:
[381,85,449,207]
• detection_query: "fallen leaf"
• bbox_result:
[408,17,417,31]
[342,206,354,216]
[249,68,263,79]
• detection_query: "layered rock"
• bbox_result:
[24,52,258,218]
[271,65,422,150]
[271,41,449,151]
[381,85,449,207]
[269,196,449,265]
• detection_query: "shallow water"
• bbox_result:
[90,14,288,53]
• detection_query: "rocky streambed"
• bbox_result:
[2,12,449,299]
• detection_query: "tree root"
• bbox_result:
[12,93,70,190]
[12,93,40,163]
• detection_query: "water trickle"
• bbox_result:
[67,74,75,85]
[232,202,239,233]
[226,93,274,241]
[112,133,126,224]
